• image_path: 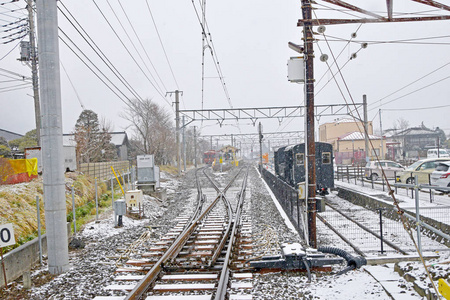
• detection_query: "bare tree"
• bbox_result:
[121,99,175,165]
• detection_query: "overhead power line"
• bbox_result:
[190,0,233,109]
[58,2,145,103]
[107,0,166,95]
[91,0,172,108]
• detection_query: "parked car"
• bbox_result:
[430,161,450,193]
[396,158,450,184]
[364,160,404,181]
[427,148,450,158]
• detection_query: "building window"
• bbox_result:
[371,149,380,156]
[322,152,331,164]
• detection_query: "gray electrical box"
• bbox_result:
[137,155,155,183]
[287,57,305,83]
[115,199,126,216]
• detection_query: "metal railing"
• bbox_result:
[261,167,308,242]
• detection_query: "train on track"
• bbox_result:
[203,150,218,165]
[274,142,334,195]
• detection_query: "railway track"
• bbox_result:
[94,166,253,300]
[318,195,448,255]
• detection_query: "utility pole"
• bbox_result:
[301,0,317,248]
[194,126,197,168]
[258,122,263,173]
[363,95,369,163]
[379,109,384,159]
[36,0,69,274]
[182,116,186,172]
[167,90,182,175]
[26,0,41,146]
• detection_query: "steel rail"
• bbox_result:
[125,168,244,300]
[215,166,249,300]
[202,167,244,266]
[326,203,408,255]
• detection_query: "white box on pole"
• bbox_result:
[287,57,305,83]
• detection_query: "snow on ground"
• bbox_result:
[2,165,440,299]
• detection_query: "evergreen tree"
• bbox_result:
[74,110,116,163]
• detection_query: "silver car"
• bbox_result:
[364,160,405,181]
[430,161,450,193]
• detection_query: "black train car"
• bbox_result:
[275,142,334,195]
[274,146,288,179]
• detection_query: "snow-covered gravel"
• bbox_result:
[1,165,431,299]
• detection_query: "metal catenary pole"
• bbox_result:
[36,196,42,265]
[71,185,76,235]
[363,95,369,163]
[36,0,69,274]
[379,109,384,159]
[258,122,263,173]
[194,126,197,168]
[301,0,317,248]
[175,90,181,175]
[182,116,186,171]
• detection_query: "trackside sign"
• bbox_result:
[0,223,15,248]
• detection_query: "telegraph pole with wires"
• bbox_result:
[301,0,317,248]
[26,0,41,146]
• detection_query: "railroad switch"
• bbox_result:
[250,243,343,271]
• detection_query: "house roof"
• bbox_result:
[0,129,23,141]
[110,132,128,146]
[338,131,381,141]
[395,127,437,137]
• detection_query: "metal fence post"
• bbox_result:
[346,166,349,183]
[394,171,397,194]
[429,174,433,203]
[378,208,385,254]
[36,196,42,265]
[71,185,76,235]
[414,175,422,254]
[95,178,99,222]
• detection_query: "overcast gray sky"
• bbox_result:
[1,0,449,142]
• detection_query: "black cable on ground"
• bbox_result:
[318,246,367,275]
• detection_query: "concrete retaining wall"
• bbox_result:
[336,186,450,247]
[0,223,71,288]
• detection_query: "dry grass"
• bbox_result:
[159,165,178,175]
[0,172,108,251]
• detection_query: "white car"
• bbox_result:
[430,161,450,193]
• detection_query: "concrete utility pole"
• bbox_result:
[26,0,41,146]
[363,95,369,163]
[194,126,197,168]
[36,0,69,274]
[301,0,317,248]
